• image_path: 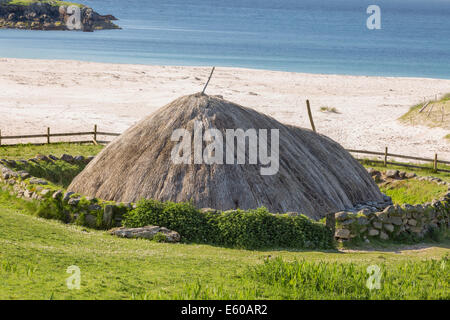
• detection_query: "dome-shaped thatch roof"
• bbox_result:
[68,93,383,219]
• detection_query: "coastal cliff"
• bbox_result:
[0,0,119,31]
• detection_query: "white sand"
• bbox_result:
[0,58,449,160]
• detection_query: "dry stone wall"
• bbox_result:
[334,169,450,242]
[1,156,449,243]
[0,154,131,229]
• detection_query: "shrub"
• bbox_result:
[152,232,169,243]
[123,200,208,242]
[35,197,68,222]
[123,199,334,249]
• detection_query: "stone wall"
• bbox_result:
[0,154,131,229]
[1,156,449,242]
[334,169,450,242]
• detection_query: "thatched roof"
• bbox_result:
[68,93,383,219]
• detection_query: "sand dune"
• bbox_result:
[0,58,449,160]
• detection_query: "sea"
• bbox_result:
[0,0,449,79]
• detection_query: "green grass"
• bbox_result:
[0,143,448,299]
[445,134,450,141]
[361,158,450,204]
[0,190,449,300]
[379,179,448,205]
[245,257,449,300]
[5,0,85,7]
[0,143,103,160]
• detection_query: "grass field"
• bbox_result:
[0,190,448,300]
[0,143,103,160]
[0,143,449,299]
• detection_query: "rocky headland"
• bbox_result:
[0,0,119,31]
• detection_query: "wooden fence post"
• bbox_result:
[384,147,388,167]
[93,124,97,143]
[306,100,316,132]
[47,127,50,144]
[434,153,438,171]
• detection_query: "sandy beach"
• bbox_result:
[0,58,449,160]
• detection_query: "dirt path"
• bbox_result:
[339,243,450,254]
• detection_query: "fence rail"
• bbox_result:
[0,125,119,146]
[348,147,450,173]
[0,127,449,173]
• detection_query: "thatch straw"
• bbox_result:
[68,93,383,219]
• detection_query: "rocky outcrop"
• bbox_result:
[110,226,181,243]
[0,1,119,31]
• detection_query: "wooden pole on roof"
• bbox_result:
[202,67,216,95]
[306,100,316,132]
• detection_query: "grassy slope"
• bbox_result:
[0,144,449,299]
[379,179,448,205]
[399,94,450,138]
[0,193,448,300]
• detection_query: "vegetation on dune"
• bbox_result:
[0,143,103,160]
[400,93,450,130]
[319,106,340,113]
[0,194,448,300]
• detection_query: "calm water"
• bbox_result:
[0,0,449,78]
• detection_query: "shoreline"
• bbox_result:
[0,57,449,160]
[2,55,450,81]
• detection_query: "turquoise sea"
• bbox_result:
[0,0,449,78]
